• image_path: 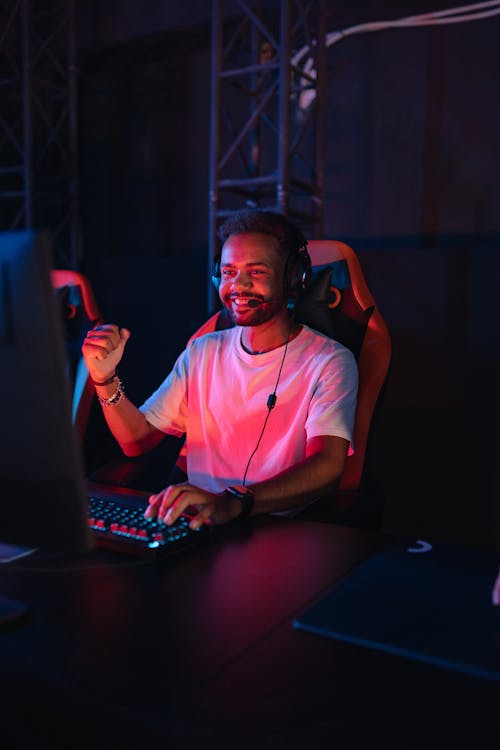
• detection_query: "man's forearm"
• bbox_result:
[94,381,163,456]
[248,436,348,515]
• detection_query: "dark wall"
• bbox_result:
[77,2,500,549]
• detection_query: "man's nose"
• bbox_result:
[231,270,253,288]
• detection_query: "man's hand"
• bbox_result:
[82,324,131,382]
[145,482,242,529]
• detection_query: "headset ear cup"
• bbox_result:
[212,256,221,291]
[285,247,312,297]
[300,248,312,291]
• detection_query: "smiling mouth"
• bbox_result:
[230,296,262,307]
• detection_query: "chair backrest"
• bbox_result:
[305,241,391,490]
[187,240,391,492]
[51,270,102,442]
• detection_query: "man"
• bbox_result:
[82,210,358,529]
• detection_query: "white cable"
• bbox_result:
[291,1,500,66]
[322,7,500,51]
[404,0,500,20]
[398,7,500,24]
[292,1,500,108]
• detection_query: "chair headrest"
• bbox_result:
[294,261,374,360]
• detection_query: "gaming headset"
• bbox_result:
[211,213,312,299]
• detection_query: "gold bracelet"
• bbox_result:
[97,378,124,407]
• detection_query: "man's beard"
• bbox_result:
[224,296,286,326]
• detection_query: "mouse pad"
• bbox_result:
[293,541,500,682]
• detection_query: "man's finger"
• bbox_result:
[159,486,190,524]
[144,493,162,519]
[189,504,214,530]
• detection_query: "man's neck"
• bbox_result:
[240,315,301,355]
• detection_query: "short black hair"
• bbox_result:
[218,209,307,260]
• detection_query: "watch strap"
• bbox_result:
[224,485,254,520]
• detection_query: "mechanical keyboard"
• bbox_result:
[86,483,210,560]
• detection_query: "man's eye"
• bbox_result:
[221,269,235,277]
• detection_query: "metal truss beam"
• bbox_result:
[208,0,326,307]
[0,0,81,268]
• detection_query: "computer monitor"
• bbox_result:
[0,230,91,556]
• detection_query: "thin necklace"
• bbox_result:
[240,324,301,355]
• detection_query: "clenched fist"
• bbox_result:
[82,324,131,383]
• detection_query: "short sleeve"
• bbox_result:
[139,349,190,437]
[305,345,358,453]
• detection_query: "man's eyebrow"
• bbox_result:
[221,260,272,267]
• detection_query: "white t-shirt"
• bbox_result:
[140,324,358,494]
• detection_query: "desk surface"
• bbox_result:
[0,517,498,749]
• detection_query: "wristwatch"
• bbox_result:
[224,485,255,520]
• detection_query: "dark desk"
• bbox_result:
[0,517,498,749]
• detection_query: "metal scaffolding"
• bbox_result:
[0,0,80,268]
[208,0,326,304]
